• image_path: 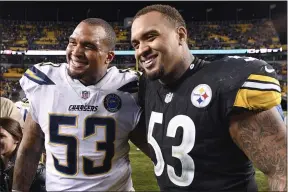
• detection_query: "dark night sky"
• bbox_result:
[0,1,287,43]
[0,1,286,22]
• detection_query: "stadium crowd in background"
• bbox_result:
[1,18,282,52]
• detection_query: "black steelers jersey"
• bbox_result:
[138,56,281,191]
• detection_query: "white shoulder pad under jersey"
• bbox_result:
[19,63,141,191]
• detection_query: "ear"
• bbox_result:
[105,51,115,64]
[177,26,187,45]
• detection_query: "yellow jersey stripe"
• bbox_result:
[234,88,281,110]
[248,74,279,85]
[24,66,55,85]
[25,69,44,81]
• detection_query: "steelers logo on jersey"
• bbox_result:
[104,93,122,112]
[191,84,212,108]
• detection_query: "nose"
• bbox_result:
[136,42,151,60]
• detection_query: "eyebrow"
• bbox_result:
[131,29,159,43]
[69,37,99,46]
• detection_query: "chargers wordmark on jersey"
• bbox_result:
[191,84,212,108]
[68,104,98,112]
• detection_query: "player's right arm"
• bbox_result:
[12,113,44,192]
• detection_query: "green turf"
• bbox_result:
[255,168,269,191]
[129,143,269,191]
[129,143,159,191]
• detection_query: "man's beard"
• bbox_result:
[145,64,165,81]
[67,67,85,80]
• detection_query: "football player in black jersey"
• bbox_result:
[131,4,287,192]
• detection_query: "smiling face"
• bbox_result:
[66,22,114,85]
[0,127,18,157]
[131,11,185,81]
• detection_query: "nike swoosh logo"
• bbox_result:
[265,66,275,73]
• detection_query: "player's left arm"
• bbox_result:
[224,58,287,191]
[229,107,287,191]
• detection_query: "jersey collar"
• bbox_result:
[64,65,115,91]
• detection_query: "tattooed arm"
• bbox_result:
[12,113,44,192]
[229,107,287,191]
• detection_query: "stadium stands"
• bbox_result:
[1,19,282,51]
[0,19,286,104]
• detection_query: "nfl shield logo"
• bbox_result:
[81,91,90,99]
[164,92,173,103]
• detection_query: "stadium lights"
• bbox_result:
[0,47,283,56]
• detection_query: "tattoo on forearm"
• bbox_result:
[230,109,287,191]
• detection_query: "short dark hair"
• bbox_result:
[0,117,22,143]
[133,4,186,29]
[82,18,117,50]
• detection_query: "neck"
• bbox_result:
[79,70,107,86]
[79,78,97,86]
[160,48,194,85]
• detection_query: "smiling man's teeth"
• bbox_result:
[144,59,152,64]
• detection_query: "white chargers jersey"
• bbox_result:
[15,98,30,121]
[19,62,141,191]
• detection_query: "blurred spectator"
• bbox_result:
[0,97,24,127]
[0,117,46,192]
[0,117,22,192]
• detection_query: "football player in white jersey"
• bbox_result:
[12,18,149,192]
[15,98,30,122]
